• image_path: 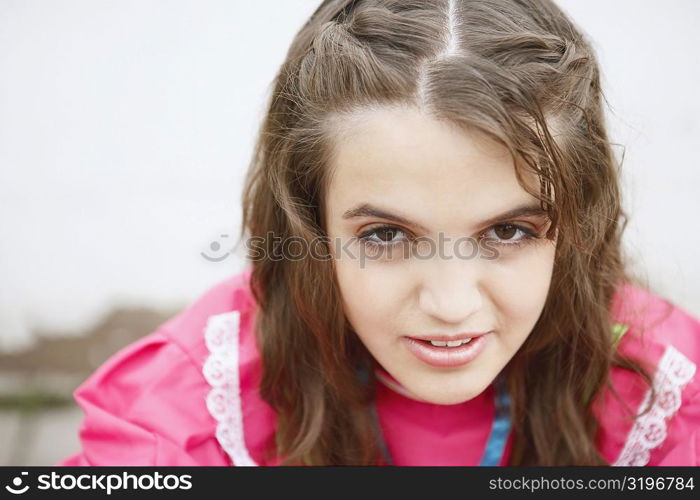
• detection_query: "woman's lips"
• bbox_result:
[403,332,491,368]
[410,331,490,342]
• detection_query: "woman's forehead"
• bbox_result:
[325,106,542,220]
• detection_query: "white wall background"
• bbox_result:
[1,1,698,352]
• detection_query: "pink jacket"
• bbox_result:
[56,267,700,466]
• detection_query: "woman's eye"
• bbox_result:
[358,225,409,246]
[482,223,536,245]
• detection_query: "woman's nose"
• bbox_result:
[417,255,484,325]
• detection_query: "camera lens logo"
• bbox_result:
[5,472,29,495]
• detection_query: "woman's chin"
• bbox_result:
[404,381,490,406]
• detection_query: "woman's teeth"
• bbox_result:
[428,338,472,347]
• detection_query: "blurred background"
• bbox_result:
[0,0,698,465]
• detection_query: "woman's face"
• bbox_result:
[324,105,556,405]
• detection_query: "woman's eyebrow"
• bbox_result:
[342,202,548,232]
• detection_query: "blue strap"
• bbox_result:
[478,374,511,466]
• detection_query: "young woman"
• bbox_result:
[58,0,699,466]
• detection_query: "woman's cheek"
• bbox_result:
[336,257,385,326]
[337,261,406,339]
[489,249,555,342]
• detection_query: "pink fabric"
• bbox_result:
[56,269,700,466]
[593,282,700,465]
[374,370,498,465]
[57,269,276,466]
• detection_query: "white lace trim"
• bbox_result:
[202,311,258,466]
[613,344,696,466]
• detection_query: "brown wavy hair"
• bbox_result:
[238,0,661,465]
